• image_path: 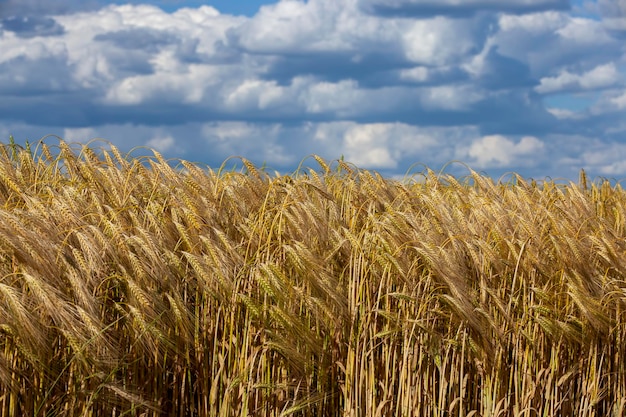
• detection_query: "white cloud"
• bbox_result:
[610,90,626,109]
[201,122,294,165]
[146,135,175,153]
[59,124,197,155]
[420,85,484,110]
[587,88,626,115]
[402,17,480,66]
[234,0,328,52]
[196,120,463,171]
[499,11,611,46]
[62,127,98,143]
[546,107,583,119]
[495,12,617,77]
[232,0,400,55]
[1,1,625,181]
[556,16,616,44]
[0,33,67,64]
[535,63,620,93]
[301,78,363,114]
[399,66,430,82]
[223,79,290,111]
[232,0,488,72]
[51,4,243,90]
[599,0,626,31]
[467,135,545,168]
[582,141,626,175]
[343,124,397,168]
[498,11,568,33]
[314,122,459,169]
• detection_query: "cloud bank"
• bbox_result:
[1,0,625,179]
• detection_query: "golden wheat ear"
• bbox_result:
[0,141,624,416]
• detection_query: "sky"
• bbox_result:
[0,0,625,180]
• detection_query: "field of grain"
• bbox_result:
[0,138,625,416]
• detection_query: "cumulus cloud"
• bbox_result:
[232,0,343,53]
[495,12,618,76]
[582,87,626,117]
[0,0,625,180]
[198,121,468,172]
[62,127,98,143]
[146,134,175,152]
[535,63,621,94]
[401,17,486,66]
[582,142,626,176]
[0,33,74,98]
[0,1,536,127]
[201,121,294,166]
[229,0,407,86]
[598,0,626,31]
[341,123,436,168]
[467,135,545,168]
[611,90,626,109]
[0,16,65,37]
[546,107,583,120]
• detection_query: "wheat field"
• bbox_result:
[0,138,625,416]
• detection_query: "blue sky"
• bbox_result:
[0,0,625,179]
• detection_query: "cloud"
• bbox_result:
[0,36,73,96]
[463,46,535,89]
[582,141,626,176]
[229,0,408,86]
[232,0,365,54]
[466,135,545,168]
[611,90,626,109]
[48,4,244,106]
[201,121,294,166]
[401,16,487,66]
[0,1,541,128]
[146,134,175,152]
[495,12,619,76]
[419,85,484,110]
[198,121,470,172]
[598,0,626,31]
[231,0,491,85]
[0,16,65,37]
[546,107,583,120]
[62,127,98,142]
[2,118,623,180]
[0,0,625,181]
[359,0,570,17]
[0,0,102,16]
[535,63,621,94]
[341,123,434,168]
[94,28,180,54]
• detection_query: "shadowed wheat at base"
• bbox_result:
[0,138,625,416]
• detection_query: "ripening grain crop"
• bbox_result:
[0,138,625,416]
